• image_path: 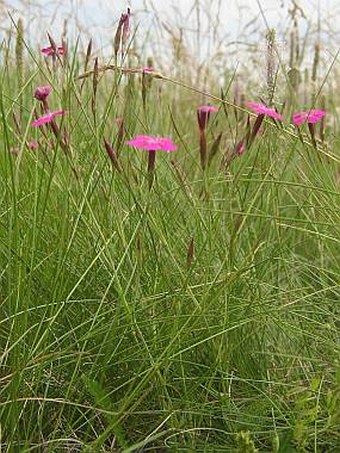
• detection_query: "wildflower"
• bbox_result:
[292,109,325,126]
[31,106,76,174]
[31,110,67,127]
[126,134,177,189]
[41,45,65,57]
[34,85,52,102]
[126,135,177,152]
[246,102,282,121]
[9,140,39,155]
[143,67,154,74]
[197,105,218,171]
[293,109,326,148]
[28,141,39,149]
[197,105,218,131]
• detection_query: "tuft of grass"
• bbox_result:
[0,5,339,452]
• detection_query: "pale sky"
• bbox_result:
[8,0,339,39]
[6,0,340,65]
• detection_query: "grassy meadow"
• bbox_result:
[0,4,340,452]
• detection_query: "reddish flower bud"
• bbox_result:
[197,105,218,132]
[41,45,66,57]
[34,85,52,102]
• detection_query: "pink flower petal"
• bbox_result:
[126,135,177,152]
[198,105,218,113]
[52,109,67,118]
[41,45,65,56]
[247,102,282,121]
[31,114,53,127]
[197,105,218,130]
[31,110,67,127]
[28,141,39,149]
[293,109,325,126]
[34,85,52,101]
[143,67,154,74]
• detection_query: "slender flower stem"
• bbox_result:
[308,122,317,148]
[147,149,156,189]
[42,99,49,113]
[37,105,79,179]
[199,130,207,171]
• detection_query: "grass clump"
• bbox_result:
[0,4,339,452]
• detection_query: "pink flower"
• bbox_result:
[198,105,218,114]
[41,45,65,57]
[31,110,67,127]
[246,102,282,121]
[126,134,177,189]
[28,141,39,149]
[292,109,325,126]
[34,85,52,102]
[143,67,154,74]
[126,135,177,152]
[197,104,218,131]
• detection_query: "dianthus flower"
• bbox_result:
[126,134,177,189]
[292,109,325,127]
[41,45,65,57]
[126,135,177,152]
[197,105,218,131]
[34,85,52,102]
[246,102,282,121]
[31,110,67,127]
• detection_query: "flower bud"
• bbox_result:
[34,85,52,102]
